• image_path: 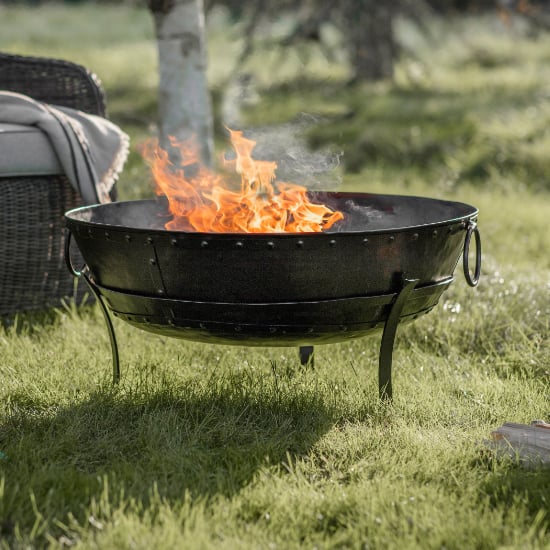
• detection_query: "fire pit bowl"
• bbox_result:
[65,191,481,399]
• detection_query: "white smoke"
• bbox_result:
[244,114,343,190]
[221,74,343,190]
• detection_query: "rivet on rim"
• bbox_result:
[297,240,304,248]
[201,240,209,248]
[170,238,178,246]
[104,231,110,239]
[235,241,244,249]
[389,235,395,242]
[412,233,419,241]
[267,241,275,249]
[363,237,369,245]
[329,239,337,247]
[149,258,156,266]
[125,234,132,243]
[157,289,164,295]
[146,237,153,245]
[433,230,438,237]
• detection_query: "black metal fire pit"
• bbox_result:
[64,191,481,399]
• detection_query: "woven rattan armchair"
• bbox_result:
[0,52,112,317]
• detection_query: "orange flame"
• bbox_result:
[140,129,344,233]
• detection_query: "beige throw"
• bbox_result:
[0,91,129,204]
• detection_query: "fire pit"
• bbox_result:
[64,191,481,399]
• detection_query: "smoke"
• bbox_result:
[221,75,344,190]
[326,199,400,233]
[240,114,344,190]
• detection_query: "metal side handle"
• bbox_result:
[463,220,481,287]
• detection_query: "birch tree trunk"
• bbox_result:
[148,0,214,166]
[346,0,395,82]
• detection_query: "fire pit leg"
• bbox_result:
[65,230,121,383]
[299,345,314,367]
[82,274,121,384]
[379,278,418,400]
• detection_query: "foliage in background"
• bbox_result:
[209,0,550,83]
[232,13,550,191]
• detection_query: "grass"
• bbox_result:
[1,4,549,549]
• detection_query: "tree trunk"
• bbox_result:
[148,0,214,166]
[346,0,395,82]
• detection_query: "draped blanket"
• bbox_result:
[0,91,129,204]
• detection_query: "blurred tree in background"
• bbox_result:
[147,0,214,165]
[139,0,550,180]
[206,0,408,83]
[203,0,550,82]
[8,0,549,83]
[10,0,546,182]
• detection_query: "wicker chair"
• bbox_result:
[0,52,113,317]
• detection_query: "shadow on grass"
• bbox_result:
[0,369,354,542]
[481,464,550,530]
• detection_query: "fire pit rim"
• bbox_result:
[65,191,479,237]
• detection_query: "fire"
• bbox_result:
[140,129,344,233]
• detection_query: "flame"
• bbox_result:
[140,129,344,233]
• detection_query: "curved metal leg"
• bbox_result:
[82,273,121,384]
[379,278,418,400]
[299,345,314,367]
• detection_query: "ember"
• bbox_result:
[140,129,344,233]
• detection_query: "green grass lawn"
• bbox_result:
[1,4,549,549]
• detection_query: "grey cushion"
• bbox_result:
[0,122,62,177]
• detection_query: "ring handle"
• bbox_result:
[463,220,481,287]
[64,229,85,278]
